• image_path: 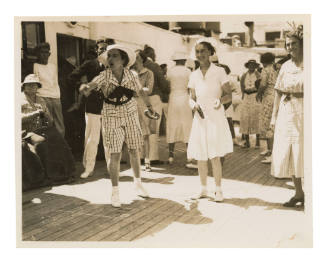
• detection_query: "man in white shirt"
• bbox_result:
[33,42,65,137]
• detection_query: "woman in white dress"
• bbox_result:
[166,52,193,167]
[270,25,304,207]
[187,40,233,202]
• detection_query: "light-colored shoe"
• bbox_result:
[261,156,272,164]
[135,183,149,198]
[111,190,121,208]
[214,190,224,202]
[260,149,271,156]
[186,163,198,169]
[145,163,152,172]
[191,190,208,200]
[80,171,93,179]
[168,157,174,164]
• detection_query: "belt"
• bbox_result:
[104,96,132,106]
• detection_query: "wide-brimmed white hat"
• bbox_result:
[98,44,136,68]
[171,51,188,61]
[190,37,218,60]
[21,74,41,91]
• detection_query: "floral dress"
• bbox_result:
[239,72,262,134]
[258,65,277,138]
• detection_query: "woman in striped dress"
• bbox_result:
[270,25,304,207]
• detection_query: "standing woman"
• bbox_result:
[270,25,305,207]
[239,60,262,148]
[256,52,278,164]
[166,52,193,167]
[187,40,233,202]
[132,50,155,172]
[87,44,154,207]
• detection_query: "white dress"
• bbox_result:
[187,63,233,161]
[271,60,304,178]
[166,65,193,143]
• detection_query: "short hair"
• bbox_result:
[197,41,215,55]
[143,45,155,58]
[96,38,115,46]
[160,64,167,69]
[118,49,129,67]
[260,52,275,64]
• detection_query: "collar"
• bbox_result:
[147,57,153,62]
[139,67,149,75]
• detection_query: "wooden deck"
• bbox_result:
[19,132,311,247]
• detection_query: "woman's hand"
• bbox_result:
[213,98,221,109]
[270,118,276,132]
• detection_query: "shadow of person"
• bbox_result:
[118,175,175,185]
[22,192,212,242]
[220,197,304,211]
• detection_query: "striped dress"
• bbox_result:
[271,60,304,178]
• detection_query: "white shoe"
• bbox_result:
[135,183,149,198]
[260,149,271,156]
[168,157,174,164]
[261,156,272,164]
[186,163,198,169]
[111,190,121,208]
[191,190,208,200]
[214,190,224,202]
[80,171,93,179]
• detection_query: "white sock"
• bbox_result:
[112,186,119,193]
[201,185,207,193]
[216,186,222,192]
[144,158,150,164]
[135,177,142,185]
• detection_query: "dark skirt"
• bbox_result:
[22,126,76,191]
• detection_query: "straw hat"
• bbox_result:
[21,74,41,91]
[98,44,136,68]
[244,59,260,68]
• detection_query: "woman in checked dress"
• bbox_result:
[187,40,233,202]
[86,44,154,208]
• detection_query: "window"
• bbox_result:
[21,22,45,80]
[265,31,281,41]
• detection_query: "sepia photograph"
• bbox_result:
[14,14,312,248]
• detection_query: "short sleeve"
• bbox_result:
[188,72,195,89]
[260,68,268,88]
[274,64,285,91]
[218,67,229,86]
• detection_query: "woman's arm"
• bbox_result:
[270,90,282,130]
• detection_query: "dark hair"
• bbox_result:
[136,49,147,63]
[160,64,167,69]
[117,49,129,67]
[143,45,155,56]
[218,64,231,75]
[96,38,115,46]
[260,52,275,65]
[197,41,215,55]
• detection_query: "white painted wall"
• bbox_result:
[89,22,190,68]
[42,21,191,70]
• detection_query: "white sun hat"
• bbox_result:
[98,44,136,68]
[190,37,219,60]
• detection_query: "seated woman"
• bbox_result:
[21,74,75,191]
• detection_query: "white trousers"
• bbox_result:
[149,95,163,161]
[83,113,110,172]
